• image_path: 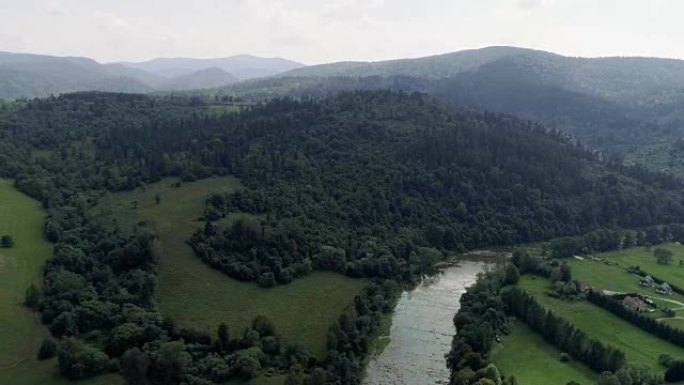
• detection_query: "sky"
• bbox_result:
[0,0,682,65]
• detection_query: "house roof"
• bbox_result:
[623,296,647,309]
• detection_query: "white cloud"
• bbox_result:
[515,0,556,9]
[0,0,682,63]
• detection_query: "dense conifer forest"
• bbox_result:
[2,91,684,384]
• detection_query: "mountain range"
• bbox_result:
[222,47,684,174]
[0,52,303,99]
[4,46,684,174]
[119,55,302,79]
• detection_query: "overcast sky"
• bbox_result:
[0,0,682,64]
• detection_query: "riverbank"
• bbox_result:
[363,258,494,385]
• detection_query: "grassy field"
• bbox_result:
[492,322,597,385]
[94,177,367,359]
[597,243,684,285]
[0,179,119,385]
[567,257,684,317]
[519,275,684,371]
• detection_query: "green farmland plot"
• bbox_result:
[492,322,598,385]
[519,276,684,371]
[568,258,684,317]
[597,243,684,287]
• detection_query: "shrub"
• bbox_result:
[38,338,57,360]
[1,235,14,248]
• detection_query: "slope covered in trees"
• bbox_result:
[1,91,684,384]
[284,46,684,110]
[224,47,684,173]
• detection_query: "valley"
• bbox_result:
[3,36,684,385]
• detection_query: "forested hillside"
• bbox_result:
[223,47,684,174]
[284,46,684,109]
[2,91,684,385]
[0,52,156,99]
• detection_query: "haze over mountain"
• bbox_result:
[157,67,239,91]
[119,55,304,80]
[284,46,684,107]
[225,46,684,173]
[0,51,155,99]
[0,51,303,99]
[5,45,684,173]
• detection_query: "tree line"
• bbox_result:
[446,262,520,385]
[502,287,626,373]
[549,224,684,259]
[587,290,684,350]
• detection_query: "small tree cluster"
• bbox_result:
[1,234,14,248]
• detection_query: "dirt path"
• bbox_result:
[644,295,684,307]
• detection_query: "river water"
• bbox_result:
[362,259,492,385]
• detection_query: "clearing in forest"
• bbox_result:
[93,176,367,359]
[0,179,118,385]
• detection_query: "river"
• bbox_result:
[363,257,498,385]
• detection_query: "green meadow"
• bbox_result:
[596,243,684,287]
[93,177,367,359]
[518,276,684,371]
[519,275,684,371]
[0,179,119,385]
[567,257,684,317]
[492,322,597,385]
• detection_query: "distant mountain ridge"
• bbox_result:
[221,46,684,174]
[283,46,539,78]
[0,51,155,98]
[0,51,304,99]
[118,55,304,80]
[283,46,684,107]
[158,67,239,90]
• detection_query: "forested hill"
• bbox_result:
[284,46,684,109]
[223,47,684,174]
[282,46,530,79]
[3,91,684,384]
[5,91,682,250]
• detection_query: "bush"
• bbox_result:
[1,235,14,248]
[57,338,109,379]
[660,353,674,367]
[257,272,276,288]
[38,338,57,360]
[665,360,684,382]
[24,284,42,308]
[654,247,673,265]
[559,353,571,362]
